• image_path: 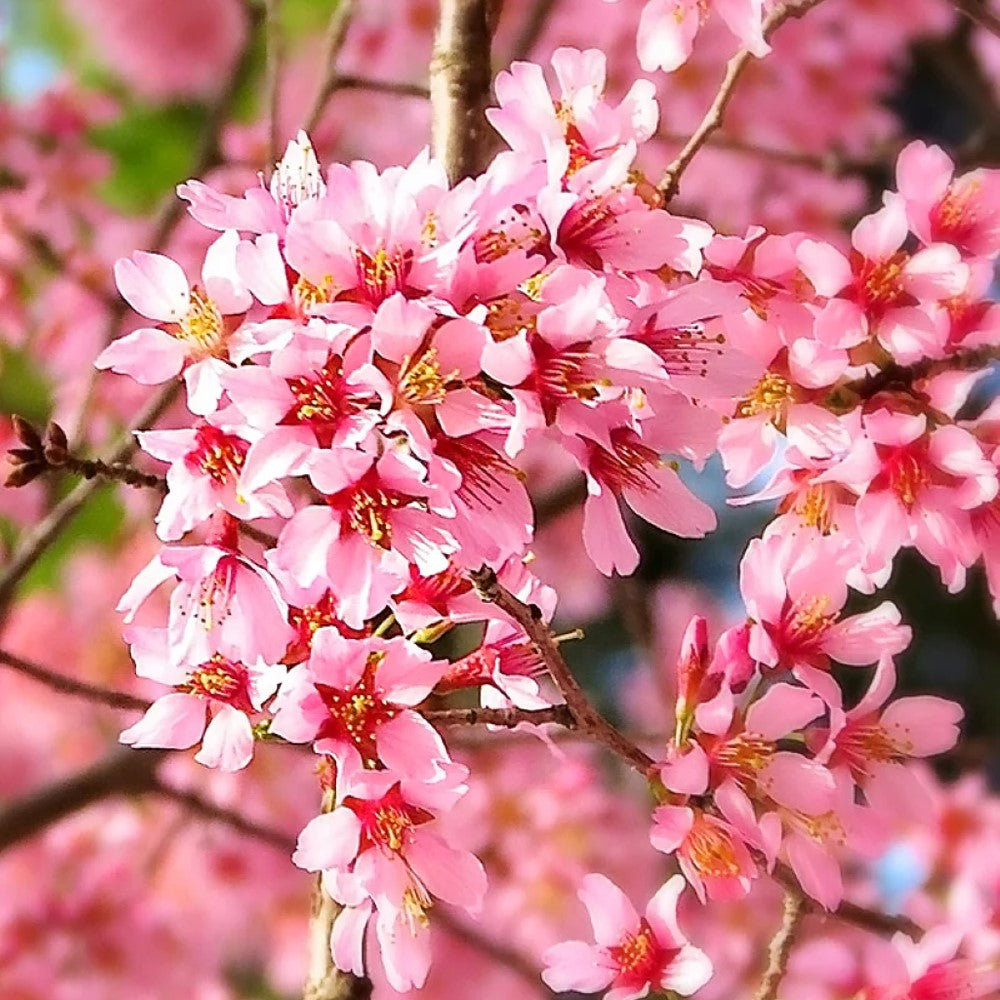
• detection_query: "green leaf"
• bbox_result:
[0,343,55,425]
[90,103,210,213]
[18,482,126,595]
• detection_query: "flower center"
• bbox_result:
[685,814,744,878]
[889,450,929,511]
[586,430,662,495]
[176,289,226,357]
[737,371,793,420]
[853,251,909,315]
[400,347,458,405]
[181,654,253,711]
[787,595,838,643]
[354,245,413,306]
[185,425,247,485]
[315,651,397,764]
[608,921,669,987]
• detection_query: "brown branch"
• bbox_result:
[469,567,655,774]
[0,747,166,853]
[328,76,430,100]
[0,381,181,619]
[658,0,829,201]
[303,0,358,134]
[430,0,496,183]
[751,887,807,1000]
[6,416,166,491]
[508,0,561,62]
[264,0,285,170]
[436,909,553,996]
[771,863,921,937]
[953,0,1000,39]
[146,2,267,252]
[149,776,298,852]
[0,649,151,711]
[423,705,576,728]
[848,344,1000,401]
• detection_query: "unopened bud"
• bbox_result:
[674,615,709,743]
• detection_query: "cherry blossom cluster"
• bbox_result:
[86,40,1000,997]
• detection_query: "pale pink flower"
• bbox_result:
[118,626,283,771]
[542,874,713,999]
[95,232,252,414]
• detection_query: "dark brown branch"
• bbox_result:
[304,0,359,134]
[772,863,921,937]
[0,747,165,853]
[0,382,181,618]
[658,0,829,201]
[848,345,1000,401]
[430,0,496,183]
[328,75,430,100]
[469,567,655,774]
[953,0,1000,39]
[423,705,576,728]
[0,649,151,711]
[5,416,165,491]
[149,777,297,852]
[751,887,807,1000]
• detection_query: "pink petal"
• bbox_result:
[293,808,362,872]
[115,251,190,322]
[194,704,254,771]
[579,873,639,947]
[119,693,205,750]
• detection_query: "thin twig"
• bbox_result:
[0,381,181,619]
[508,0,561,62]
[423,705,576,728]
[469,567,655,774]
[658,130,893,178]
[0,649,151,711]
[430,0,496,183]
[303,0,359,134]
[264,0,285,170]
[436,909,553,996]
[751,887,807,1000]
[149,777,297,852]
[847,344,1000,401]
[771,863,921,937]
[658,0,829,201]
[953,0,1000,39]
[329,75,430,100]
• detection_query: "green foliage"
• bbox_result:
[89,103,211,213]
[0,343,54,425]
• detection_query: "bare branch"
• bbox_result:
[423,705,576,728]
[0,381,181,618]
[751,887,807,1000]
[329,75,430,100]
[658,0,829,201]
[771,863,921,937]
[469,567,655,774]
[304,0,359,134]
[149,777,297,852]
[430,0,496,183]
[0,649,151,711]
[953,0,1000,39]
[436,909,554,996]
[0,747,165,854]
[847,344,1000,401]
